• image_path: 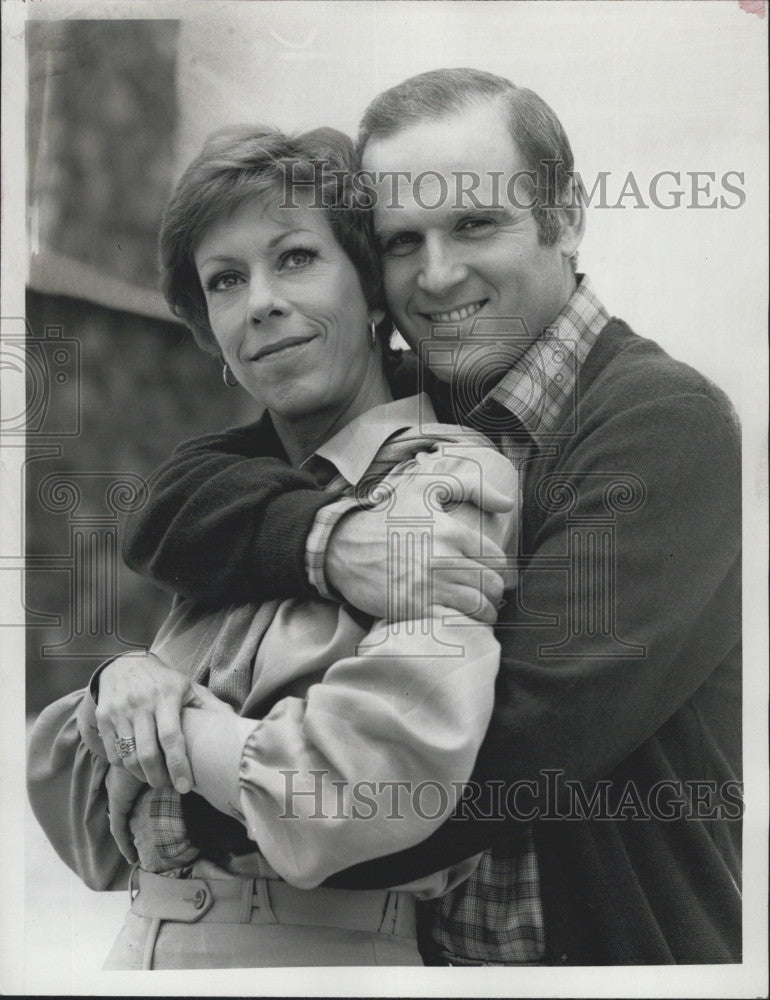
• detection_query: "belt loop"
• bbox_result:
[239,879,254,924]
[251,877,278,925]
[377,891,399,935]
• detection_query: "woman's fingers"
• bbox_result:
[189,682,237,715]
[105,767,140,863]
[155,699,194,794]
[101,715,144,780]
[132,712,169,788]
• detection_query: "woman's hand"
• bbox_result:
[105,765,145,863]
[96,652,209,793]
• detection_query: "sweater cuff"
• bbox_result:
[306,496,361,599]
[255,488,343,598]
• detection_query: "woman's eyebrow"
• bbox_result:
[196,253,238,269]
[197,228,320,267]
[266,227,319,249]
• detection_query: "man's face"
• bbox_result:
[362,100,582,384]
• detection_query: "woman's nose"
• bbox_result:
[247,272,286,324]
[416,235,469,297]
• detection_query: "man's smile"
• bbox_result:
[421,299,488,324]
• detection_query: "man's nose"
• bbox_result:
[247,271,287,324]
[416,234,468,297]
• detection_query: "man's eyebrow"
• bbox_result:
[375,205,516,240]
[374,223,409,242]
[452,205,517,219]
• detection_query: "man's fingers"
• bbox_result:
[446,585,498,624]
[432,462,515,513]
[156,701,194,795]
[433,561,505,606]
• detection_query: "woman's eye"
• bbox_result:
[280,248,317,270]
[206,271,242,292]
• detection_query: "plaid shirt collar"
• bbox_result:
[465,274,609,450]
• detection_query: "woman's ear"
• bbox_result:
[370,309,386,328]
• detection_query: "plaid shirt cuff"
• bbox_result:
[305,496,361,599]
[148,787,200,864]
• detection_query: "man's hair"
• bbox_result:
[160,125,388,355]
[357,67,576,246]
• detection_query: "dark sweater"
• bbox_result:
[124,321,742,964]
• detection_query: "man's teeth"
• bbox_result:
[428,300,485,323]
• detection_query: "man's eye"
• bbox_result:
[280,248,317,270]
[382,232,420,256]
[205,271,242,292]
[457,217,495,236]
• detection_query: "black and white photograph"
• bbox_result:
[1,0,767,995]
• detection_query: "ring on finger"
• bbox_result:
[114,736,137,758]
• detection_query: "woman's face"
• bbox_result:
[195,193,382,424]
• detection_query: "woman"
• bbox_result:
[27,125,517,968]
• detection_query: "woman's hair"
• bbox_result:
[159,124,393,357]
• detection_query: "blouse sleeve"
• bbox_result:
[26,687,130,891]
[185,444,518,889]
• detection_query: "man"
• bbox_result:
[122,69,741,964]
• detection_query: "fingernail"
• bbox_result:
[176,778,191,795]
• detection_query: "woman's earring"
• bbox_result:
[222,363,239,388]
[369,319,377,349]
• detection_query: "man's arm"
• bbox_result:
[327,390,741,886]
[123,357,422,606]
[123,420,340,605]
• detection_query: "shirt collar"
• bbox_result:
[467,273,609,448]
[301,393,436,487]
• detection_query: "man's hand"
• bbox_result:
[326,454,515,624]
[97,653,217,794]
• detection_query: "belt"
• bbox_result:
[129,866,416,938]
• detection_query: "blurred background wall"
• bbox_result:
[21,2,767,713]
[24,19,256,711]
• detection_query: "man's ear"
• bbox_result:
[557,180,586,258]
